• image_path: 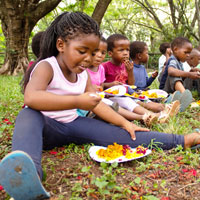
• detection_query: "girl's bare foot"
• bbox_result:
[184,132,200,149]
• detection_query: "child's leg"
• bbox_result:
[64,117,200,150]
[12,108,45,179]
[118,107,143,120]
[184,78,194,91]
[137,101,165,113]
[109,96,154,116]
[174,81,185,93]
[62,117,184,150]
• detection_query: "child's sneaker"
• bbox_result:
[179,89,193,112]
[0,151,50,200]
[165,91,181,103]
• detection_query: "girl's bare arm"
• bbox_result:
[24,62,101,111]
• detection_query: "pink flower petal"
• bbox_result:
[49,151,58,155]
[0,185,3,191]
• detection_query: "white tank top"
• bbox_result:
[30,56,88,123]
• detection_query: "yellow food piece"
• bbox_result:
[105,89,119,95]
[125,151,143,159]
[96,143,123,161]
[141,91,158,98]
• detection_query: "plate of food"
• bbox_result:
[104,85,127,97]
[89,143,151,163]
[144,89,168,99]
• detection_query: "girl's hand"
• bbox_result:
[77,92,101,110]
[93,85,103,92]
[122,121,150,140]
[112,81,123,86]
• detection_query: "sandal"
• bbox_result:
[142,113,158,127]
[158,100,180,123]
[165,100,180,117]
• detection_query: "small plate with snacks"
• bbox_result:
[104,85,126,97]
[144,89,168,99]
[89,143,151,163]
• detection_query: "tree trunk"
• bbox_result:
[0,15,30,75]
[92,0,112,26]
[0,0,62,75]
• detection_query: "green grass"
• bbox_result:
[1,75,200,199]
[0,75,23,119]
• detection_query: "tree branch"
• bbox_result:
[92,0,112,26]
[132,0,163,30]
[30,0,62,25]
[191,9,197,28]
[167,0,177,29]
[108,17,162,33]
[195,0,200,41]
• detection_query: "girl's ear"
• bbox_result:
[108,51,113,57]
[56,38,65,53]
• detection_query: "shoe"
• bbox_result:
[171,91,181,102]
[0,151,50,200]
[158,100,180,123]
[142,113,158,127]
[165,91,181,103]
[179,89,193,112]
[111,102,119,112]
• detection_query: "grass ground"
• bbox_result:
[0,75,200,200]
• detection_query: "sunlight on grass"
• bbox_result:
[0,75,23,119]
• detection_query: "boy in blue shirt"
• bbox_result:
[159,37,200,93]
[130,41,158,90]
[159,37,200,111]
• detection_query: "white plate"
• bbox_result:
[104,85,126,97]
[147,89,168,99]
[89,146,151,163]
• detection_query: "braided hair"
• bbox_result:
[23,12,100,92]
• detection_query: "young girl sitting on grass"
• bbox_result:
[1,12,200,200]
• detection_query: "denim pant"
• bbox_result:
[12,108,184,179]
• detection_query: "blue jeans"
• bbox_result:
[12,108,184,179]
